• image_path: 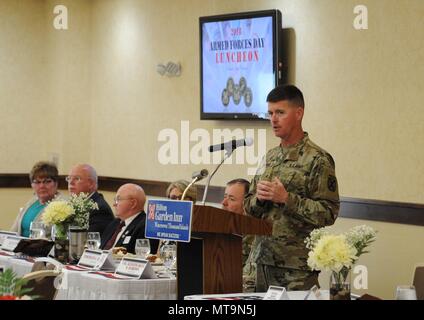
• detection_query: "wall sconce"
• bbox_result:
[156,62,181,77]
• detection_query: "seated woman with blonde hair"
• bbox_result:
[166,179,198,202]
[11,161,64,238]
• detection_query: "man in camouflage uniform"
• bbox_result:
[243,85,340,292]
[221,178,254,266]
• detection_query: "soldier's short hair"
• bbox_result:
[226,178,250,195]
[266,84,304,108]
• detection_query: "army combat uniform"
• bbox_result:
[243,133,340,292]
[242,235,255,266]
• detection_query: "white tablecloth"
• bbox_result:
[185,290,362,300]
[57,270,177,300]
[0,252,177,300]
[185,291,332,300]
[0,253,33,276]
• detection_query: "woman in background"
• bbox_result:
[166,179,197,202]
[155,180,198,256]
[11,161,63,237]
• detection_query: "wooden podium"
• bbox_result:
[176,205,272,299]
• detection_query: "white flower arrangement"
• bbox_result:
[42,201,74,226]
[42,193,98,238]
[305,225,377,273]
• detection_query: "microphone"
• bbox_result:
[191,169,209,182]
[208,137,253,153]
[181,169,208,201]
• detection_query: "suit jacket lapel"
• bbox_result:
[100,219,120,248]
[115,213,146,246]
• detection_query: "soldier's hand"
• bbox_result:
[256,177,288,204]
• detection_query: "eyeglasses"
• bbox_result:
[113,197,134,205]
[31,178,54,185]
[168,195,193,201]
[65,176,83,183]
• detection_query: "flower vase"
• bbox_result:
[330,268,351,300]
[53,224,69,241]
[53,224,69,263]
[68,226,88,264]
[54,238,69,264]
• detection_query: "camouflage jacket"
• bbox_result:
[242,235,255,266]
[244,133,339,270]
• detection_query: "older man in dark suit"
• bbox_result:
[100,183,159,254]
[67,164,114,236]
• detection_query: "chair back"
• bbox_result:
[21,270,61,300]
[413,264,424,300]
[31,257,64,272]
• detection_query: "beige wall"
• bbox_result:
[0,0,51,171]
[0,0,92,173]
[1,0,423,202]
[1,0,423,299]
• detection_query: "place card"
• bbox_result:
[115,256,157,279]
[78,249,103,269]
[263,285,289,300]
[73,249,115,271]
[304,285,323,300]
[93,250,116,271]
[0,231,18,246]
[1,235,24,252]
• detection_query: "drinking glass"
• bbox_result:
[86,232,101,250]
[395,285,417,300]
[135,239,151,259]
[30,222,46,239]
[163,244,177,277]
[51,224,56,241]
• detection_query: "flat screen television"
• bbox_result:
[200,9,284,120]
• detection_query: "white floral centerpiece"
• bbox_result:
[305,225,377,299]
[42,193,98,240]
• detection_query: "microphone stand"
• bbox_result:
[201,147,234,205]
[181,177,199,201]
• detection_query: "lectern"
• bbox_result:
[177,205,272,299]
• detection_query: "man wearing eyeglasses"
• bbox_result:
[67,164,114,236]
[221,178,254,266]
[100,183,159,254]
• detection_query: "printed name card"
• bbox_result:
[94,251,116,271]
[78,249,103,268]
[1,236,24,252]
[115,256,157,279]
[78,250,115,271]
[263,286,290,300]
[304,285,323,300]
[0,231,18,246]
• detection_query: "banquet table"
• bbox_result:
[0,252,177,300]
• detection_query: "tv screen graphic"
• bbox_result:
[200,10,283,120]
